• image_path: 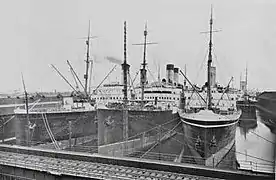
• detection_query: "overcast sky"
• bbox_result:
[0,0,276,93]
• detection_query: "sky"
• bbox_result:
[0,0,276,93]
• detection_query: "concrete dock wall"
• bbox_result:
[0,144,273,180]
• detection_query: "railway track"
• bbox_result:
[0,151,220,180]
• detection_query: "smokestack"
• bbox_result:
[173,67,179,85]
[166,64,174,84]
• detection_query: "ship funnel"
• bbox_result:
[173,67,179,85]
[166,64,174,84]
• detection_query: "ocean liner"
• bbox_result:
[236,65,257,122]
[98,22,177,157]
[92,61,241,112]
[179,9,241,167]
[14,23,97,147]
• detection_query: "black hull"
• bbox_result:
[180,115,238,167]
[97,108,177,156]
[236,100,256,120]
[0,102,62,143]
[0,114,16,143]
[15,110,97,146]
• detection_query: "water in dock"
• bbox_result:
[236,110,275,173]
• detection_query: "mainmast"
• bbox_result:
[84,21,91,99]
[122,21,130,104]
[207,7,213,110]
[133,23,157,103]
[140,23,148,102]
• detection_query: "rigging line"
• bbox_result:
[128,71,136,95]
[28,99,41,111]
[180,70,207,105]
[148,128,209,155]
[214,77,233,109]
[147,67,163,92]
[42,112,66,149]
[0,115,15,128]
[139,121,182,159]
[188,92,206,107]
[249,130,275,145]
[51,64,78,93]
[132,69,140,85]
[35,107,92,139]
[187,89,197,106]
[43,113,60,149]
[194,48,209,84]
[121,117,179,140]
[88,60,93,95]
[147,67,156,83]
[68,65,80,91]
[92,65,117,93]
[41,113,58,149]
[213,51,231,82]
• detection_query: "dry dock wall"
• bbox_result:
[0,144,273,180]
[0,165,94,180]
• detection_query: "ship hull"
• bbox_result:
[180,111,239,167]
[256,91,276,132]
[236,100,256,120]
[0,100,62,143]
[15,110,97,146]
[0,114,16,143]
[97,108,177,156]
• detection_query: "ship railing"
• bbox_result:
[124,151,274,173]
[238,160,274,173]
[29,106,93,113]
[125,151,208,164]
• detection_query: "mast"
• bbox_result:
[133,23,157,103]
[245,63,248,94]
[21,74,30,146]
[141,23,148,102]
[207,7,213,110]
[84,21,91,99]
[184,64,187,89]
[158,63,160,83]
[122,21,130,104]
[240,72,242,90]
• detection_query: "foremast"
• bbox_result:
[84,21,91,99]
[207,7,213,110]
[122,21,130,104]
